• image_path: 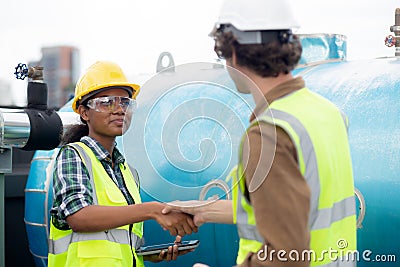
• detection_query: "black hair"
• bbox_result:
[61,117,89,145]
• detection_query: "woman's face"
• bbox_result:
[79,88,132,140]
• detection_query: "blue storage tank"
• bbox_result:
[25,149,58,267]
[122,61,253,267]
[24,34,399,266]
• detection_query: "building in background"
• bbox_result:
[30,46,80,109]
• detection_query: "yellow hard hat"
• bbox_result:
[72,61,140,113]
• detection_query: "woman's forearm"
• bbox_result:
[66,202,162,232]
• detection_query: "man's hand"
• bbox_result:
[162,199,234,226]
[161,200,212,226]
[155,206,198,236]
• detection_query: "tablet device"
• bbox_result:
[136,240,199,256]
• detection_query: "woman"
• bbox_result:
[48,61,197,267]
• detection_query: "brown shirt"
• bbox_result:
[237,77,311,267]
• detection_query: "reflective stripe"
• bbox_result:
[235,88,355,267]
[49,229,141,255]
[128,164,140,188]
[68,143,98,205]
[49,142,144,266]
[235,168,248,226]
[66,144,143,242]
[320,258,356,267]
[312,196,355,230]
[238,106,354,228]
[264,109,354,231]
[235,167,263,242]
[264,109,321,229]
[237,223,263,242]
[55,143,143,254]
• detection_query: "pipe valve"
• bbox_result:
[386,8,400,56]
[14,63,44,81]
[385,35,397,47]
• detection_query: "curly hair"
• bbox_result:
[213,30,302,77]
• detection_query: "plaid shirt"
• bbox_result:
[50,136,135,229]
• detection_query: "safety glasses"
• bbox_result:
[86,96,137,113]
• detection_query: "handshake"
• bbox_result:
[157,199,233,237]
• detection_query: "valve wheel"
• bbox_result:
[14,63,29,80]
[385,35,397,47]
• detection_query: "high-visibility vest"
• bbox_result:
[233,88,357,266]
[231,165,263,264]
[48,142,144,267]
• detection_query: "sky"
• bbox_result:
[1,0,399,105]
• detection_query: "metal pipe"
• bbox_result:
[0,109,80,148]
[56,111,82,127]
[0,111,30,148]
[393,8,400,56]
[395,8,400,56]
[0,173,4,267]
[395,8,400,32]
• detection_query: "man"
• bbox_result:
[165,0,357,266]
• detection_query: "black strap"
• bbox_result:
[129,224,136,266]
[261,30,293,44]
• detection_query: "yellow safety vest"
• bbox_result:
[48,142,144,267]
[233,88,357,266]
[231,165,263,264]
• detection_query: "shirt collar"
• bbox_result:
[250,76,305,121]
[80,136,125,165]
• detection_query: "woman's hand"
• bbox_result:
[143,236,195,262]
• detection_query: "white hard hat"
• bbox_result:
[215,0,300,31]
